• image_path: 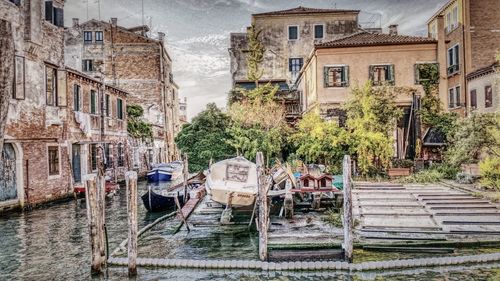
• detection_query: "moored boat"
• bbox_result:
[147,161,183,182]
[206,156,258,207]
[141,188,184,212]
[73,181,120,197]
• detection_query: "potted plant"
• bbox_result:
[388,159,414,178]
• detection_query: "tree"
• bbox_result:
[127,105,153,140]
[175,103,235,172]
[290,112,347,168]
[343,83,404,175]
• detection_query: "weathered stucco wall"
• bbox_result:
[467,72,500,113]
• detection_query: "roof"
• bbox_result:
[315,31,436,49]
[466,62,499,81]
[426,0,457,24]
[252,6,359,17]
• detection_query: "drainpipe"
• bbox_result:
[461,0,469,116]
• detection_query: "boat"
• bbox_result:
[142,172,206,212]
[141,187,185,212]
[73,181,120,197]
[147,161,183,182]
[206,156,258,207]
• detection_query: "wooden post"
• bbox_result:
[342,155,353,263]
[174,195,190,231]
[125,171,138,276]
[84,174,103,275]
[284,179,293,219]
[96,146,106,267]
[183,153,189,203]
[256,152,269,261]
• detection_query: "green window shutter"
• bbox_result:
[324,67,329,87]
[389,64,395,85]
[368,65,374,83]
[343,66,349,87]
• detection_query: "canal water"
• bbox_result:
[0,180,499,280]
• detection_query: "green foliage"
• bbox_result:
[420,84,458,139]
[323,209,343,228]
[245,24,265,82]
[445,113,499,167]
[127,105,153,140]
[343,83,404,176]
[399,163,459,183]
[290,112,347,166]
[479,156,500,190]
[175,103,236,172]
[392,159,414,168]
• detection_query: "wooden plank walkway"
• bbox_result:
[107,252,500,271]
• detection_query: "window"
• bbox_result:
[485,85,493,108]
[104,143,112,169]
[14,56,25,99]
[447,44,460,75]
[73,84,81,111]
[44,1,64,27]
[90,90,98,114]
[84,31,92,44]
[314,24,324,39]
[414,63,439,85]
[90,144,97,171]
[116,98,124,120]
[48,146,59,176]
[46,65,58,106]
[370,64,395,86]
[82,59,94,72]
[448,86,461,108]
[324,66,349,87]
[95,31,103,43]
[289,58,303,80]
[117,143,124,167]
[105,94,110,116]
[9,0,21,6]
[470,89,477,109]
[288,25,298,40]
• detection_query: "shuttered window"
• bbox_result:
[90,90,98,114]
[314,24,324,39]
[84,31,92,44]
[288,26,298,40]
[105,94,110,116]
[324,66,349,87]
[73,84,81,111]
[48,146,59,176]
[82,59,93,72]
[485,85,493,108]
[369,65,395,86]
[44,1,64,27]
[95,31,103,43]
[116,98,124,120]
[46,66,58,106]
[470,89,477,109]
[447,44,460,75]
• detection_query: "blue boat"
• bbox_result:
[147,161,183,182]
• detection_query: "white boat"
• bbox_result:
[206,156,257,207]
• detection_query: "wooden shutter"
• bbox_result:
[45,1,53,22]
[368,65,374,82]
[57,69,67,106]
[343,66,349,87]
[324,67,329,87]
[389,64,395,85]
[55,8,64,27]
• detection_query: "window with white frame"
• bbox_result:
[324,65,349,87]
[82,59,94,72]
[370,64,395,86]
[289,58,303,80]
[95,31,103,43]
[448,85,461,108]
[83,31,92,44]
[314,24,324,39]
[447,44,460,75]
[446,4,459,33]
[288,25,298,40]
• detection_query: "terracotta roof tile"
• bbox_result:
[316,31,437,48]
[253,6,359,16]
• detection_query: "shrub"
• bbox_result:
[479,156,500,190]
[323,209,343,228]
[399,169,443,184]
[391,159,414,168]
[456,172,474,184]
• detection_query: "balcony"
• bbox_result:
[447,64,459,76]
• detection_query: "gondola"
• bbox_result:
[141,188,184,212]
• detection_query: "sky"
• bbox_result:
[65,0,448,121]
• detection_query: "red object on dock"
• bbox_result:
[290,188,339,193]
[74,181,120,195]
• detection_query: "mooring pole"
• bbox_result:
[96,146,106,268]
[183,153,188,204]
[342,155,353,262]
[84,174,102,275]
[256,151,269,261]
[125,171,138,277]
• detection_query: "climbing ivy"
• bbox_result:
[127,105,153,140]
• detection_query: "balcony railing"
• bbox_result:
[447,64,459,76]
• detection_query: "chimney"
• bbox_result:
[389,24,398,35]
[158,32,165,42]
[72,18,79,28]
[111,18,118,27]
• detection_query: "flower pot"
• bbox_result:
[388,167,411,178]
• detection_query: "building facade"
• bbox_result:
[466,63,499,113]
[427,0,500,115]
[64,18,181,167]
[66,68,129,185]
[296,30,439,158]
[1,0,70,210]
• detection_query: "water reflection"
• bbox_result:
[0,180,499,280]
